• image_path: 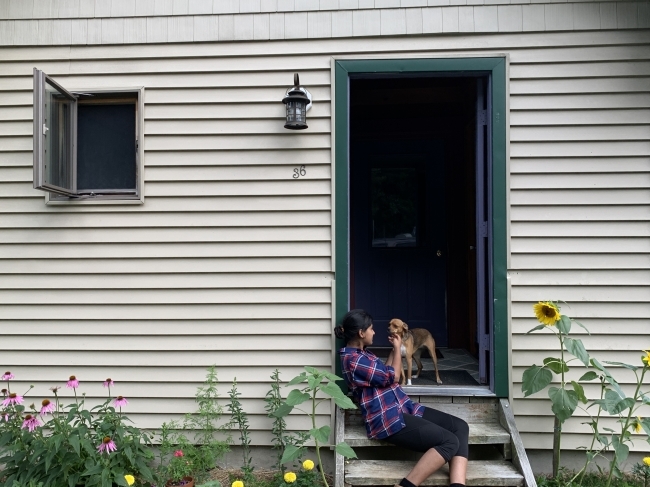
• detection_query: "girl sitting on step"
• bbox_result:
[335,309,469,487]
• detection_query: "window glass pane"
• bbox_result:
[44,80,74,191]
[77,103,136,191]
[371,167,418,248]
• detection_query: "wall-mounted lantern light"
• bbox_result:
[282,73,312,130]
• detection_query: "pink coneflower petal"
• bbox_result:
[114,396,128,407]
[40,399,55,415]
[2,393,23,407]
[103,378,114,388]
[66,376,79,389]
[97,436,117,454]
[1,371,14,381]
[22,414,41,432]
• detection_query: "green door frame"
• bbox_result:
[333,57,508,397]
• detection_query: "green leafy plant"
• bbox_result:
[0,373,154,487]
[574,356,650,486]
[273,366,358,487]
[521,302,650,487]
[631,458,650,487]
[154,366,230,486]
[227,377,253,479]
[521,301,591,477]
[264,370,310,476]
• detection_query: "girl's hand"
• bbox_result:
[388,333,402,350]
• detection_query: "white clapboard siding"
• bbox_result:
[1,24,649,454]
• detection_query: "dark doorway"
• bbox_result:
[349,74,486,383]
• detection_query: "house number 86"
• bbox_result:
[293,165,306,179]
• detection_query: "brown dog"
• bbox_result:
[386,318,442,385]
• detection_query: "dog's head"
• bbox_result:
[387,318,408,338]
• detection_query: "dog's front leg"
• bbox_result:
[405,353,414,386]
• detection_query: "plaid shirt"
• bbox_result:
[339,347,424,439]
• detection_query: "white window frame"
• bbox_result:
[33,68,145,205]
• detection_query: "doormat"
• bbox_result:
[368,347,444,360]
[412,369,479,386]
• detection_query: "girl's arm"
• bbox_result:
[387,334,403,384]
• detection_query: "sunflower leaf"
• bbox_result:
[564,337,590,367]
[603,361,639,371]
[571,381,588,404]
[572,320,591,335]
[579,371,599,381]
[557,315,572,335]
[527,325,547,334]
[543,357,569,374]
[548,386,579,423]
[521,365,553,397]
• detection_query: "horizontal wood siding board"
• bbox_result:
[1,30,649,451]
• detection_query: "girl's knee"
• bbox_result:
[456,418,469,438]
[434,435,459,463]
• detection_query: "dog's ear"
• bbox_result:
[402,321,408,331]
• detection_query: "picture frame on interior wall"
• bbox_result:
[32,68,145,204]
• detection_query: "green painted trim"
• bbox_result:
[334,62,350,378]
[333,57,508,396]
[491,59,508,398]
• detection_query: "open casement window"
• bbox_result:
[33,68,141,201]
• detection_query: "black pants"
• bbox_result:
[385,407,469,463]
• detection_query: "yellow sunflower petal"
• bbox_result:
[533,302,561,326]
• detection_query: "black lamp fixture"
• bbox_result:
[282,73,312,130]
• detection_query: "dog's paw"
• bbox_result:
[436,378,443,385]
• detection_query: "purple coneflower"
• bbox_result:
[22,414,41,432]
[98,436,117,454]
[2,371,14,381]
[2,393,23,407]
[1,388,7,396]
[103,378,114,388]
[50,386,61,394]
[66,376,79,389]
[40,399,55,415]
[174,450,184,457]
[114,396,128,407]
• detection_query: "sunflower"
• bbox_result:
[635,416,643,433]
[642,350,650,367]
[533,301,561,326]
[644,457,650,467]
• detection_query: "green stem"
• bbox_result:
[312,390,329,487]
[552,332,565,478]
[572,379,606,486]
[605,367,647,487]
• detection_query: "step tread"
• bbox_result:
[345,459,524,486]
[345,422,510,447]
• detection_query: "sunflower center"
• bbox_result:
[543,306,556,318]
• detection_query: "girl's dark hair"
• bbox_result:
[334,309,373,343]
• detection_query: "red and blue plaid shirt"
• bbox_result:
[339,347,424,439]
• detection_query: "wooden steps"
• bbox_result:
[334,397,537,487]
[345,422,512,449]
[346,459,524,486]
